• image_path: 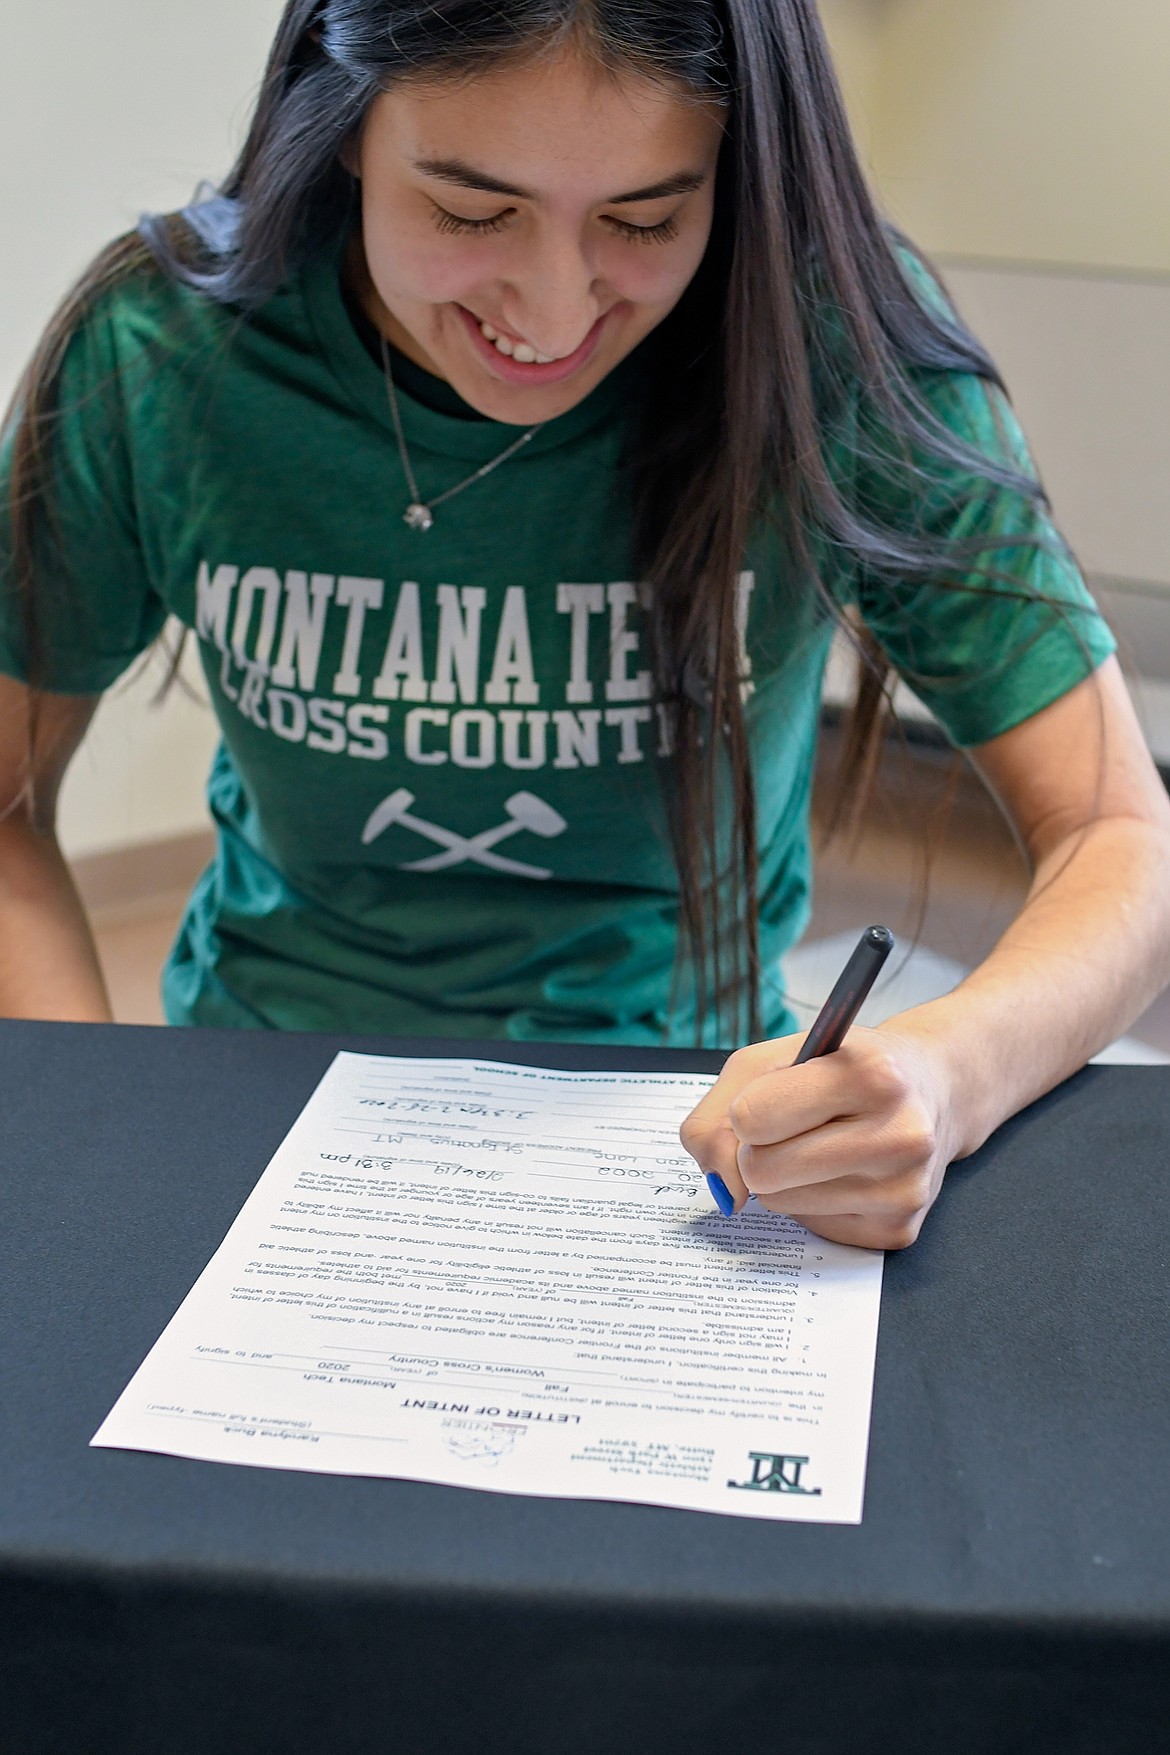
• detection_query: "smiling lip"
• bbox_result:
[456,304,611,386]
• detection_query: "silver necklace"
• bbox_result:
[380,334,543,531]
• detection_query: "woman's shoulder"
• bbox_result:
[50,231,217,411]
[51,211,323,441]
[68,207,309,377]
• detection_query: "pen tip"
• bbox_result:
[865,925,894,951]
[705,1173,737,1217]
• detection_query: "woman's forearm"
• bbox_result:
[682,666,1170,1249]
[887,812,1170,1162]
[0,818,113,1021]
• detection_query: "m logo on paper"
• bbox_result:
[727,1452,822,1496]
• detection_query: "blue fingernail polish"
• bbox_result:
[705,1173,736,1216]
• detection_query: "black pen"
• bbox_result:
[706,925,895,1215]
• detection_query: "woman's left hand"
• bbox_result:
[679,1024,957,1250]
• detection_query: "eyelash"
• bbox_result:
[608,214,680,245]
[432,207,510,237]
[430,206,680,245]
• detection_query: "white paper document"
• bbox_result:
[93,1053,884,1522]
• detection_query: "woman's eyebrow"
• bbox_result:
[412,157,708,204]
[607,172,707,205]
[414,157,531,198]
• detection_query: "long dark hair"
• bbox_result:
[5,0,1051,1042]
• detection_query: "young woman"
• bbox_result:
[2,0,1169,1249]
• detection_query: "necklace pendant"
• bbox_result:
[403,502,434,532]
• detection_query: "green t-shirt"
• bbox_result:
[0,238,1114,1044]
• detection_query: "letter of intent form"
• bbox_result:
[93,1054,885,1522]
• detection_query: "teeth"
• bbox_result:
[478,317,560,366]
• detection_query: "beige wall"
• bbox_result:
[1,0,285,857]
[817,0,884,160]
[58,645,219,860]
[0,0,284,404]
[821,0,1170,274]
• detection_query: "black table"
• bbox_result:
[2,1020,1168,1755]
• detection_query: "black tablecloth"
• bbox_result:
[1,1020,1168,1755]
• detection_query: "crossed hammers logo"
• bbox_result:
[361,788,568,880]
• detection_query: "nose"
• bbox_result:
[502,230,603,360]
